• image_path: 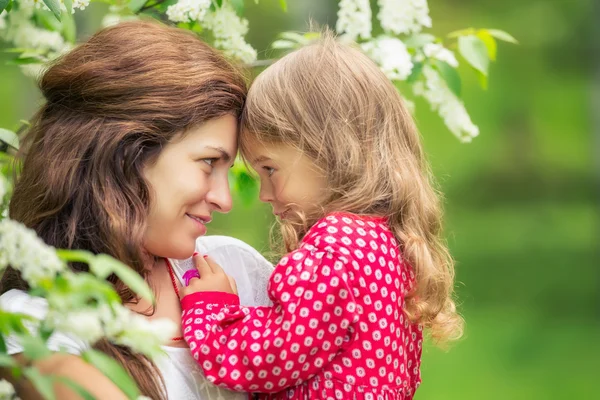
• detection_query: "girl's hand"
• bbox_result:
[180,254,238,298]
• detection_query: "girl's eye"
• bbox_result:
[263,166,275,177]
[202,158,218,167]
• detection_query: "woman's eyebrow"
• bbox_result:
[206,146,232,162]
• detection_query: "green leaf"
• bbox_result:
[406,61,423,84]
[0,128,19,149]
[447,28,476,39]
[404,33,436,49]
[128,0,147,13]
[486,29,518,44]
[5,0,12,12]
[0,333,6,353]
[91,255,154,303]
[42,0,62,21]
[54,376,96,400]
[278,31,308,44]
[458,35,490,76]
[279,0,287,11]
[34,9,62,32]
[0,0,10,14]
[62,9,76,44]
[7,56,44,65]
[56,249,95,265]
[82,349,140,399]
[271,39,295,49]
[20,335,52,361]
[63,0,72,14]
[231,0,244,15]
[476,69,488,90]
[24,367,56,400]
[0,353,16,368]
[476,30,497,61]
[432,60,462,97]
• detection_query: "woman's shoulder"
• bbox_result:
[0,289,48,318]
[0,289,89,356]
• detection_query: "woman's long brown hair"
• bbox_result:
[1,20,247,398]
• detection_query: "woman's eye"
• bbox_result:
[202,158,218,167]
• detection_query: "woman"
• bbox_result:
[0,21,272,399]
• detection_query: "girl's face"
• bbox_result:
[245,140,327,220]
[142,115,238,259]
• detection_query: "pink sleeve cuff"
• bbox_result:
[180,291,240,311]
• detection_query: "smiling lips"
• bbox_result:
[186,213,211,229]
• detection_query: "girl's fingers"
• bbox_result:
[203,255,224,274]
[193,254,213,276]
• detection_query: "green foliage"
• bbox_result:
[82,350,141,399]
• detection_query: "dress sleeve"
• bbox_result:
[181,244,361,393]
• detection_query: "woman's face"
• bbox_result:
[142,115,238,260]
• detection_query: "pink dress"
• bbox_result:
[181,212,423,400]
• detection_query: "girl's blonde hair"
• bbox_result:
[240,33,463,344]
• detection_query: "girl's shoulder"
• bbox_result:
[303,212,398,248]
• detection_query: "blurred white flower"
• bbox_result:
[0,219,65,284]
[362,36,414,81]
[204,4,257,64]
[47,308,105,343]
[166,0,211,23]
[336,0,372,42]
[0,11,6,31]
[0,379,16,399]
[100,304,177,358]
[423,43,458,67]
[413,66,479,142]
[377,0,432,35]
[0,175,7,203]
[19,0,89,13]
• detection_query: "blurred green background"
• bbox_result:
[1,0,598,398]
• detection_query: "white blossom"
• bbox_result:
[377,0,432,35]
[423,43,458,67]
[0,11,6,31]
[204,4,257,64]
[0,379,16,400]
[413,66,479,142]
[99,304,177,358]
[0,218,65,285]
[0,175,7,203]
[47,308,105,344]
[19,0,89,13]
[362,36,414,81]
[336,0,372,42]
[166,0,211,24]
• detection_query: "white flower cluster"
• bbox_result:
[0,174,7,204]
[20,0,90,13]
[377,0,432,35]
[166,0,211,24]
[362,37,414,81]
[0,379,18,400]
[336,0,372,42]
[423,42,458,67]
[204,4,257,64]
[0,219,65,285]
[0,7,71,79]
[46,300,177,358]
[413,66,479,142]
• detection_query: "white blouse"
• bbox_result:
[0,235,274,400]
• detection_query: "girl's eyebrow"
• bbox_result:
[206,146,232,162]
[252,155,271,164]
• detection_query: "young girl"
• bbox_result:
[179,35,463,399]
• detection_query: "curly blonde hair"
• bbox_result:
[240,33,463,344]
